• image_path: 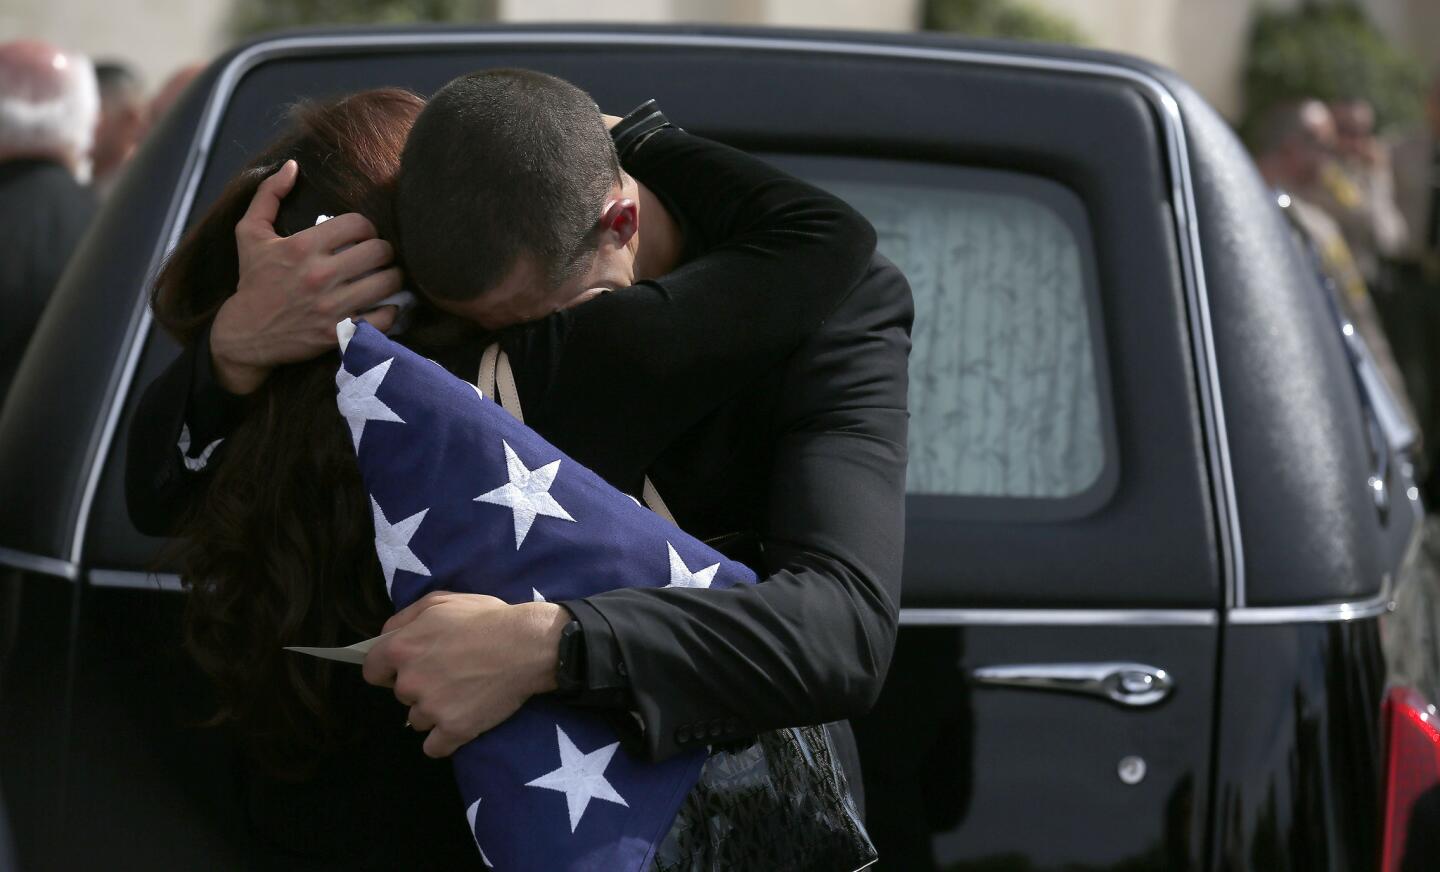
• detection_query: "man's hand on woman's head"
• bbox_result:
[209,159,404,395]
[361,591,570,759]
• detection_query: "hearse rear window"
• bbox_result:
[773,156,1114,507]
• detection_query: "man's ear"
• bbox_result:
[598,198,639,248]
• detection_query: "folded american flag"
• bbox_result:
[334,320,754,870]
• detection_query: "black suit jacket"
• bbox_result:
[562,253,911,781]
[0,159,95,407]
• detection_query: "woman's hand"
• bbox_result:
[362,592,570,758]
[211,160,404,394]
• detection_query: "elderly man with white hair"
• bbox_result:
[0,39,98,407]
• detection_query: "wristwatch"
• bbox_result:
[553,619,587,697]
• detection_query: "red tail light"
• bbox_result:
[1381,686,1440,872]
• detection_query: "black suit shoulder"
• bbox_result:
[0,160,95,400]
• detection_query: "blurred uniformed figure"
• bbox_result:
[1252,100,1420,444]
[1316,98,1410,288]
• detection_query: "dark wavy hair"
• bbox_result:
[151,88,427,777]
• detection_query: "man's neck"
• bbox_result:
[633,180,684,282]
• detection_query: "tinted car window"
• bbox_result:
[780,157,1111,501]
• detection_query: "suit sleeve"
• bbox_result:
[522,127,877,486]
[565,256,913,761]
[124,325,246,535]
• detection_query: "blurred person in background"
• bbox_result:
[1319,97,1410,288]
[1254,99,1369,305]
[91,60,145,198]
[1253,99,1420,445]
[0,39,97,410]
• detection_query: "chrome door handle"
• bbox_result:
[970,662,1173,707]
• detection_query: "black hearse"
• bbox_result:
[1,25,1436,872]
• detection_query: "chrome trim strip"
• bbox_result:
[0,545,80,581]
[87,569,184,592]
[902,598,1398,626]
[1155,88,1246,609]
[64,78,219,570]
[74,29,1242,614]
[900,607,1218,626]
[1229,524,1417,625]
[1226,594,1393,625]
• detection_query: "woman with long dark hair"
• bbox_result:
[150,88,499,868]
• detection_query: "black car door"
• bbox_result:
[0,29,1225,870]
[754,57,1224,870]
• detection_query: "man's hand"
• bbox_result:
[362,592,570,758]
[210,160,404,394]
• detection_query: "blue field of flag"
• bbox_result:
[336,321,755,870]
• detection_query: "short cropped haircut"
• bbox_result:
[396,68,621,302]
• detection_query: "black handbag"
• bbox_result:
[651,724,877,871]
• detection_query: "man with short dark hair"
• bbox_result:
[398,69,627,314]
[128,70,910,846]
[371,72,908,785]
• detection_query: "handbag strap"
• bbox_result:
[478,342,676,525]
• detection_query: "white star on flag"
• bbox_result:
[465,798,494,868]
[533,588,547,602]
[371,496,431,595]
[475,440,575,549]
[524,725,629,833]
[663,543,720,590]
[337,357,405,451]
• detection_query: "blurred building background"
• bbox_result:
[3,0,1438,123]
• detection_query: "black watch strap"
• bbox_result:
[553,618,587,697]
[611,99,678,161]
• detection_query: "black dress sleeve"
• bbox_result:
[124,325,246,535]
[516,124,878,487]
[562,256,913,762]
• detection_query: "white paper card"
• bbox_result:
[284,629,397,665]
